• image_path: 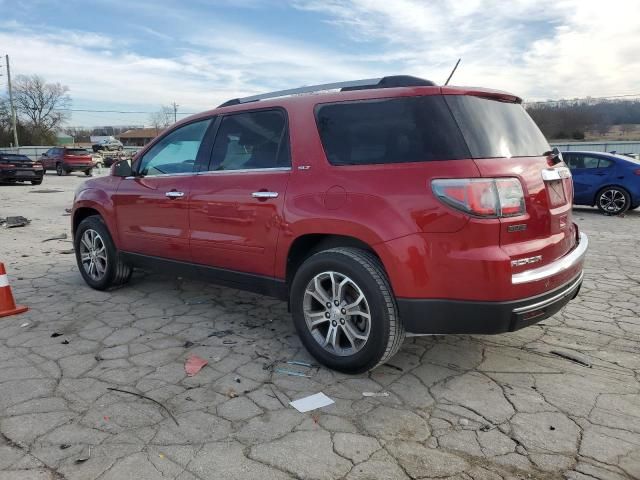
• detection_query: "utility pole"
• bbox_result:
[171,101,178,123]
[5,55,19,147]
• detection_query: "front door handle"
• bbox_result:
[165,191,185,199]
[252,191,279,199]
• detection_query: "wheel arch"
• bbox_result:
[73,191,120,247]
[284,233,383,287]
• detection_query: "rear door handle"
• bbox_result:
[165,191,185,199]
[252,191,279,199]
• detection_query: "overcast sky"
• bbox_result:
[1,0,638,127]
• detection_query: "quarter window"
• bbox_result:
[210,110,290,171]
[137,119,212,176]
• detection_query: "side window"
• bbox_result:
[138,119,211,176]
[564,154,578,169]
[598,158,613,168]
[315,96,469,165]
[582,156,600,169]
[210,110,289,171]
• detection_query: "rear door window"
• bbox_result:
[209,109,290,171]
[315,96,470,165]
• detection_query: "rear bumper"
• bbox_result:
[0,170,44,181]
[63,163,93,171]
[398,271,583,334]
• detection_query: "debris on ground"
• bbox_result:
[275,368,311,378]
[61,339,69,345]
[20,322,30,328]
[42,233,68,242]
[550,350,592,368]
[30,189,63,194]
[286,360,315,368]
[59,249,75,254]
[222,339,237,345]
[183,341,195,348]
[60,444,71,450]
[2,216,30,228]
[51,332,63,338]
[75,447,91,464]
[184,355,208,377]
[207,329,233,338]
[227,388,238,398]
[107,387,179,426]
[290,392,334,413]
[362,391,390,397]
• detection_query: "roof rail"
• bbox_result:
[218,75,436,108]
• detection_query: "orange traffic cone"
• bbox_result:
[0,263,28,318]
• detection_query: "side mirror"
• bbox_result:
[112,159,133,177]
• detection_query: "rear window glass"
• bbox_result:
[445,96,550,158]
[65,149,90,155]
[315,96,470,165]
[0,154,30,162]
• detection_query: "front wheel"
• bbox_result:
[596,187,630,215]
[56,163,63,176]
[31,179,42,185]
[74,216,132,290]
[290,247,405,373]
[84,168,93,176]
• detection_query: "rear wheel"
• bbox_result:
[56,163,64,176]
[74,216,132,290]
[596,186,630,215]
[31,179,42,185]
[84,168,93,176]
[290,247,404,373]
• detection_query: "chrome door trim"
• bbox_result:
[251,191,279,199]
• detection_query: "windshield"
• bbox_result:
[65,149,91,155]
[445,96,550,158]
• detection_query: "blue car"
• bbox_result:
[562,151,640,215]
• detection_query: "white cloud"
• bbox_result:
[1,0,639,127]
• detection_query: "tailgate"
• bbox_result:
[474,156,576,268]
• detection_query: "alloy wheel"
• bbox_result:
[79,229,108,281]
[302,271,371,356]
[598,189,627,213]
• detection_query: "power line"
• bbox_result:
[53,108,197,115]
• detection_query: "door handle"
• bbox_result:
[165,191,185,199]
[252,191,279,199]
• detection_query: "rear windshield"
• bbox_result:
[65,149,91,155]
[445,96,550,158]
[315,95,549,165]
[0,154,30,162]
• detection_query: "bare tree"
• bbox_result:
[148,105,173,135]
[13,75,70,144]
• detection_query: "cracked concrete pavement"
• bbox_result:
[1,171,639,479]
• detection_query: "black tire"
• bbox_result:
[84,168,93,176]
[630,204,639,210]
[595,186,631,215]
[290,247,405,374]
[74,216,132,290]
[31,180,42,185]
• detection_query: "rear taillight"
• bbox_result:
[0,164,16,169]
[432,178,526,218]
[634,169,640,176]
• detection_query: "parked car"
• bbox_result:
[0,153,44,185]
[41,147,94,176]
[563,151,640,214]
[92,138,123,152]
[71,76,587,373]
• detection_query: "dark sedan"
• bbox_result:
[0,153,44,185]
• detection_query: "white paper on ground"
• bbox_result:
[289,392,335,413]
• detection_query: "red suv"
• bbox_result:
[72,76,587,373]
[41,147,94,176]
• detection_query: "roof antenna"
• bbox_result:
[444,58,461,86]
